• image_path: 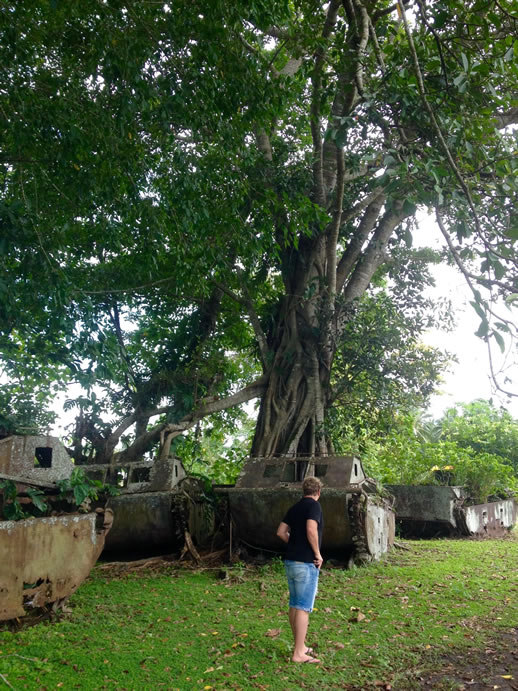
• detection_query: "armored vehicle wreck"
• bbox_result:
[0,509,113,622]
[387,485,517,538]
[219,456,395,565]
[82,456,212,555]
[0,435,113,621]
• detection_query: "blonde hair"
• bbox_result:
[302,476,322,496]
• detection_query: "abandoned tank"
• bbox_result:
[218,456,395,565]
[0,435,113,621]
[387,485,517,538]
[82,456,214,555]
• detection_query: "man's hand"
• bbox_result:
[307,519,323,568]
[276,521,290,544]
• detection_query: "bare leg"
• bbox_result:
[289,606,296,637]
[291,608,317,662]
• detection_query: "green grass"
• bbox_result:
[1,534,517,690]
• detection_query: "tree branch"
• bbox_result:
[310,0,342,206]
[213,277,270,370]
[342,201,405,303]
[336,191,386,292]
[397,0,484,236]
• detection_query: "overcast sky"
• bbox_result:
[417,214,517,419]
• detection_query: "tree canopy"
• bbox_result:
[1,0,517,463]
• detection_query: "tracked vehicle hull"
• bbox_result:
[387,485,517,538]
[0,509,113,622]
[220,456,395,564]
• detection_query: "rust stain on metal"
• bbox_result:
[387,485,517,538]
[0,509,113,621]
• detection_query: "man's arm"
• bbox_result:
[276,521,290,544]
[306,519,323,568]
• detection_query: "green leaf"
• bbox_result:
[492,330,505,353]
[475,319,489,338]
[470,300,487,321]
[26,488,48,513]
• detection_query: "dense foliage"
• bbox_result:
[1,1,517,462]
[335,400,518,503]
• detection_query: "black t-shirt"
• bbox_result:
[282,497,323,563]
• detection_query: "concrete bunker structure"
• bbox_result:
[219,456,395,564]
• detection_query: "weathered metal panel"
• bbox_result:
[0,509,113,621]
[82,457,187,493]
[224,487,301,550]
[387,486,517,538]
[223,456,394,561]
[0,435,74,485]
[103,481,213,553]
[365,501,396,560]
[235,456,365,489]
[387,485,464,527]
[463,499,517,537]
[105,491,178,552]
[222,485,395,558]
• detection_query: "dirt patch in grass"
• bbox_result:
[416,628,518,690]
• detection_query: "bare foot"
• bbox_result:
[292,655,321,664]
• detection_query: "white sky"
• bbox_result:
[416,213,518,418]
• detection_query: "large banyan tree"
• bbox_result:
[1,0,517,462]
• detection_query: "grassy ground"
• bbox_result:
[1,534,517,690]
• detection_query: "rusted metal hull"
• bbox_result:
[221,487,395,562]
[103,483,215,554]
[0,509,113,621]
[387,486,517,538]
[458,499,517,538]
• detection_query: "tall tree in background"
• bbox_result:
[1,0,517,462]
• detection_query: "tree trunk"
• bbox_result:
[251,284,334,457]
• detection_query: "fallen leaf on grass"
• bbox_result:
[500,676,513,680]
[349,612,367,623]
[265,628,281,638]
[333,642,345,649]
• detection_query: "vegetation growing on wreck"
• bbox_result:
[0,468,118,521]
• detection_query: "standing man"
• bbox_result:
[276,476,323,664]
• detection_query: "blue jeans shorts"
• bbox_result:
[284,560,319,612]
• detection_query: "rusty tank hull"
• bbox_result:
[387,485,517,538]
[220,456,395,564]
[0,509,113,621]
[103,480,214,554]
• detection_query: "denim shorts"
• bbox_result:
[284,560,319,612]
